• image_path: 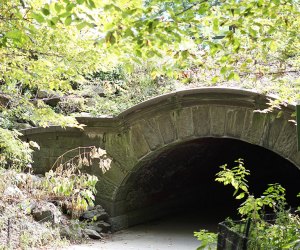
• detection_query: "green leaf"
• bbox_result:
[5,30,22,39]
[248,27,257,37]
[65,16,72,26]
[236,193,245,199]
[88,0,96,8]
[66,3,76,12]
[105,31,116,45]
[55,3,62,13]
[41,8,50,16]
[32,13,45,23]
[76,0,85,4]
[77,21,88,30]
[213,18,219,33]
[220,66,227,75]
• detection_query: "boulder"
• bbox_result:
[85,224,103,234]
[44,97,61,107]
[60,224,84,240]
[83,228,102,240]
[32,202,61,224]
[4,186,24,198]
[95,221,111,233]
[79,205,109,222]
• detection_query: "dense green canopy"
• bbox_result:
[0,0,300,166]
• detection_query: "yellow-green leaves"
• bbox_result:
[31,12,45,23]
[65,15,72,25]
[212,18,219,33]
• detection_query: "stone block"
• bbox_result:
[241,110,267,145]
[136,119,164,151]
[95,177,118,201]
[274,121,297,157]
[109,215,128,231]
[175,107,194,139]
[110,200,127,216]
[102,161,128,186]
[225,107,246,138]
[192,105,210,136]
[262,113,286,149]
[210,105,227,136]
[105,132,137,172]
[129,124,150,159]
[156,112,177,144]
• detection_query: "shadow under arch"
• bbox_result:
[112,137,300,229]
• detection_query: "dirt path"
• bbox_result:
[65,210,219,250]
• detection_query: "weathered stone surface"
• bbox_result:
[136,119,164,150]
[80,205,109,222]
[95,221,111,233]
[109,215,128,231]
[83,228,102,239]
[85,225,103,233]
[192,105,210,136]
[4,186,24,198]
[95,177,118,201]
[175,107,194,139]
[273,121,297,157]
[130,124,150,159]
[105,132,137,171]
[262,113,286,149]
[101,161,127,186]
[60,223,84,240]
[225,107,246,138]
[19,88,300,231]
[210,105,226,136]
[32,202,61,224]
[241,110,267,145]
[156,112,177,144]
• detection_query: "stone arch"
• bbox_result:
[103,88,300,229]
[20,88,300,230]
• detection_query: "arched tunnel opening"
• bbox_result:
[122,137,300,231]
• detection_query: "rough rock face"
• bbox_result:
[83,228,102,240]
[32,201,61,224]
[79,205,111,240]
[79,205,109,222]
[4,186,24,198]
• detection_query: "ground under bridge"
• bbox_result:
[21,88,300,230]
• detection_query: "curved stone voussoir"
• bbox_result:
[128,123,151,160]
[95,177,119,202]
[209,105,227,137]
[135,118,164,151]
[156,112,177,144]
[241,110,268,145]
[101,161,128,187]
[273,120,297,158]
[224,107,247,138]
[192,105,211,136]
[105,132,138,172]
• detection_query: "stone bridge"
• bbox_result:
[21,88,300,230]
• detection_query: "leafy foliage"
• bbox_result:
[42,146,112,217]
[195,159,300,249]
[194,229,217,250]
[0,128,36,169]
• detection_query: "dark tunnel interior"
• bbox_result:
[125,138,300,229]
